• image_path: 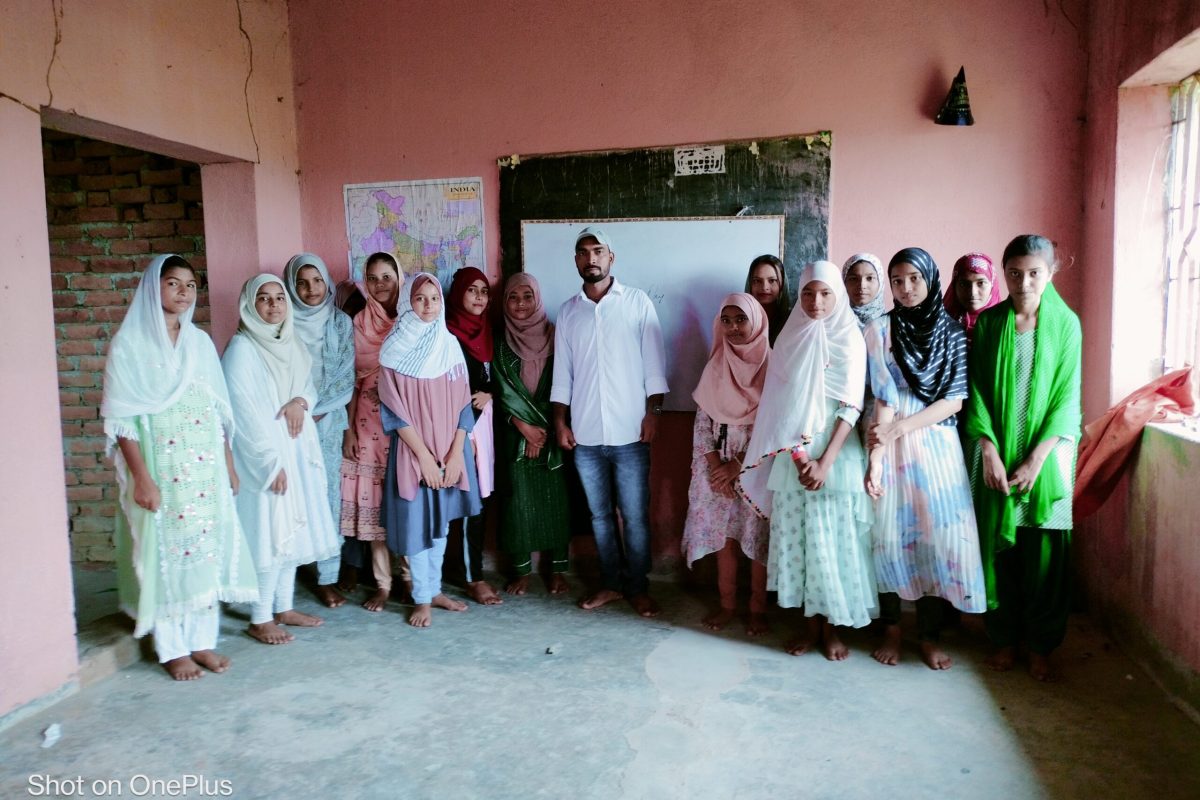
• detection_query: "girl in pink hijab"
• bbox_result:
[944,252,1000,345]
[682,293,772,635]
[339,252,404,612]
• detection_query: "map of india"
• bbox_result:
[343,178,486,284]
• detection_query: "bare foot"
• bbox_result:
[786,617,822,656]
[314,584,347,608]
[546,573,570,595]
[505,575,531,595]
[362,589,389,612]
[920,640,953,670]
[275,609,324,627]
[336,564,358,594]
[629,593,659,618]
[579,589,624,610]
[467,580,504,605]
[191,650,230,673]
[745,612,770,637]
[247,621,294,645]
[872,624,902,666]
[408,603,432,628]
[822,621,850,661]
[985,646,1017,672]
[163,656,203,681]
[1029,653,1058,682]
[702,607,736,631]
[431,593,468,612]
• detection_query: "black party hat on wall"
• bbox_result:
[935,66,974,126]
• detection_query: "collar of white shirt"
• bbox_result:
[576,275,626,302]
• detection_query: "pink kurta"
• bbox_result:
[340,371,389,541]
[681,410,769,566]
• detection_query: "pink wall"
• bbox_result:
[0,101,80,721]
[290,0,1087,304]
[290,0,1089,569]
[1076,0,1200,708]
[0,0,304,719]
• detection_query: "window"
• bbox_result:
[1164,75,1200,409]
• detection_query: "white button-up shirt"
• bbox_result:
[550,278,669,447]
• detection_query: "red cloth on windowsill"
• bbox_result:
[1074,366,1196,519]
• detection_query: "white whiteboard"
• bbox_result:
[521,217,784,411]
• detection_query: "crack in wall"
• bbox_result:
[47,0,63,107]
[0,92,40,114]
[235,0,261,164]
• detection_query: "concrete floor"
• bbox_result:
[4,574,1200,800]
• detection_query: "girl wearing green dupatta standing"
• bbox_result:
[494,273,572,595]
[965,235,1082,682]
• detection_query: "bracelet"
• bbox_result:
[790,445,809,464]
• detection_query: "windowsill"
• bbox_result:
[1146,419,1200,445]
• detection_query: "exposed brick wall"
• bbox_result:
[44,130,207,563]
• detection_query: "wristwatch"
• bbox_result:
[650,404,663,416]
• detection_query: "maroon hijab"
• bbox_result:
[445,267,494,363]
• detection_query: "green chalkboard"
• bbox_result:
[496,133,831,301]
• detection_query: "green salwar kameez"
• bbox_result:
[965,287,1081,656]
[493,338,570,575]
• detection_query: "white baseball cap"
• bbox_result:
[575,226,613,251]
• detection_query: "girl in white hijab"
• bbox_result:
[222,274,341,645]
[283,253,355,608]
[101,255,257,680]
[738,261,877,660]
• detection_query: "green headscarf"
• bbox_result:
[493,338,563,471]
[964,283,1081,608]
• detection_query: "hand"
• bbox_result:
[639,413,659,444]
[442,449,465,487]
[1007,454,1045,495]
[278,398,307,438]
[868,419,903,449]
[980,440,1010,496]
[556,424,576,451]
[342,429,358,460]
[270,469,288,495]
[799,458,830,491]
[523,441,543,460]
[472,391,492,411]
[418,453,443,489]
[133,475,162,512]
[514,419,548,450]
[864,458,884,499]
[707,460,740,494]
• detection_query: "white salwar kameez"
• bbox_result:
[222,333,341,622]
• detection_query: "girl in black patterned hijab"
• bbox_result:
[886,247,968,406]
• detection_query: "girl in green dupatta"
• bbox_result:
[494,273,572,595]
[965,234,1081,682]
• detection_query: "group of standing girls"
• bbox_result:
[682,235,1081,680]
[103,233,1078,683]
[102,250,576,678]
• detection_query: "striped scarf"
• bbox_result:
[888,247,968,405]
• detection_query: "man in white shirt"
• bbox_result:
[551,227,668,617]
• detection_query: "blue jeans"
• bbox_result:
[574,442,652,596]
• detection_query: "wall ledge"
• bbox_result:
[0,679,78,735]
[1146,419,1200,445]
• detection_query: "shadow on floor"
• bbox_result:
[7,573,1199,800]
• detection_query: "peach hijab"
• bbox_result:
[691,292,770,425]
